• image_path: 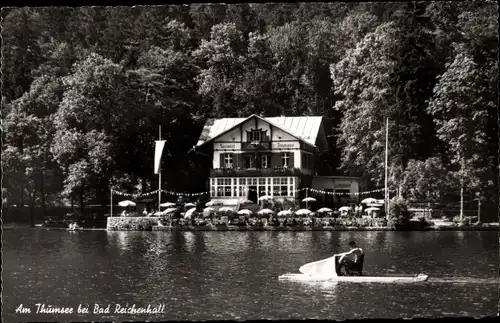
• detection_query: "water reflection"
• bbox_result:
[3,230,498,321]
[184,231,196,253]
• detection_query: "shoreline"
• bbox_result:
[4,224,497,232]
[150,225,499,231]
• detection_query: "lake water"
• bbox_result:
[3,230,498,321]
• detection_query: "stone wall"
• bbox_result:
[106,216,498,231]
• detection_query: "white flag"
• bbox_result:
[154,140,166,174]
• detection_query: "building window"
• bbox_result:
[272,177,287,196]
[252,130,261,141]
[223,153,233,168]
[224,178,232,197]
[261,155,269,168]
[244,155,255,169]
[280,178,288,196]
[214,178,234,197]
[282,152,290,167]
[247,129,269,142]
[248,129,261,142]
[302,153,313,169]
[307,154,313,169]
[259,185,266,197]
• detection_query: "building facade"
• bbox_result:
[311,176,368,207]
[196,114,329,204]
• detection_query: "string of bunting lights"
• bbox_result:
[111,187,395,199]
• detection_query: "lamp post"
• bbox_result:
[384,117,389,219]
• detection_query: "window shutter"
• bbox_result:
[220,153,224,169]
[234,154,240,168]
[246,131,251,142]
[271,153,280,168]
[231,153,235,168]
[289,152,294,167]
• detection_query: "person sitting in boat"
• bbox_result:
[336,241,364,276]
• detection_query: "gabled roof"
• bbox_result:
[196,114,326,149]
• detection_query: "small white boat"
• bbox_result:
[278,273,429,283]
[280,253,429,283]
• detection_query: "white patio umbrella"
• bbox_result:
[163,207,178,214]
[338,206,351,211]
[277,210,292,217]
[160,202,176,207]
[258,208,274,215]
[302,197,317,203]
[258,195,273,201]
[365,207,380,213]
[376,199,385,204]
[239,199,254,205]
[203,207,216,217]
[219,207,234,212]
[367,203,384,207]
[361,197,377,204]
[118,200,136,207]
[237,209,253,216]
[184,207,197,219]
[206,200,223,207]
[317,207,333,213]
[185,202,196,208]
[295,209,312,216]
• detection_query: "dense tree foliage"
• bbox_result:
[2,3,498,214]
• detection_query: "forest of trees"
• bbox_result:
[2,2,498,214]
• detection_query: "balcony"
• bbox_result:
[242,141,270,151]
[210,167,302,177]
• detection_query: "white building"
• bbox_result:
[195,114,329,204]
[311,176,368,206]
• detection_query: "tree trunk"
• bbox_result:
[79,189,84,214]
[40,170,46,217]
[29,187,36,227]
[19,185,24,207]
[142,177,147,194]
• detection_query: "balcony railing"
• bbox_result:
[210,167,302,177]
[242,141,270,150]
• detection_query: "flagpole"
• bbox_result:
[158,125,162,213]
[306,187,308,209]
[110,189,113,217]
[384,117,389,219]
